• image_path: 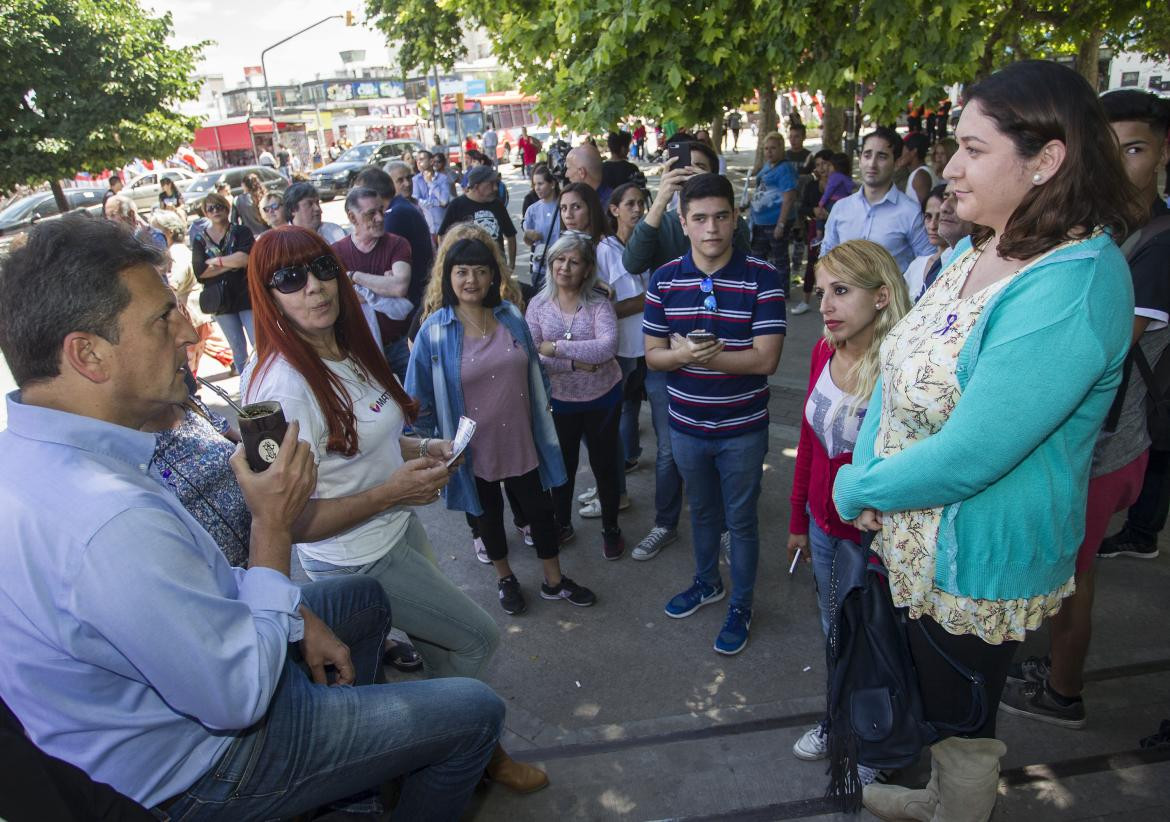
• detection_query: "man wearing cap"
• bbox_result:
[437,165,517,269]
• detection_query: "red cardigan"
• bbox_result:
[788,338,864,542]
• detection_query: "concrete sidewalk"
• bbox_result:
[194,140,1170,819]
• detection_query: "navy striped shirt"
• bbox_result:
[643,250,786,438]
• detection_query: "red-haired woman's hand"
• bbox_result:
[384,457,451,507]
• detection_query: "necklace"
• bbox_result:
[556,293,580,340]
[460,307,491,338]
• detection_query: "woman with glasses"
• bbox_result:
[192,191,255,374]
[260,191,288,229]
[526,231,625,560]
[242,227,544,792]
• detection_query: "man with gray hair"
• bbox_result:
[103,194,166,249]
[333,186,414,378]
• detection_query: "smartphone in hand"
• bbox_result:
[686,329,717,345]
[667,142,693,170]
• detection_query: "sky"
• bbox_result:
[145,0,397,88]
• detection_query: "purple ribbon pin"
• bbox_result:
[934,313,958,337]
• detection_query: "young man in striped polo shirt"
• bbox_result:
[643,173,786,655]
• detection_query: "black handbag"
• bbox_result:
[825,532,986,810]
[198,278,226,315]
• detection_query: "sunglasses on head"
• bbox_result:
[700,276,717,312]
[267,255,342,293]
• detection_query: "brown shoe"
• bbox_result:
[485,744,549,794]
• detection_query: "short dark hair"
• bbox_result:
[0,214,165,386]
[680,173,735,215]
[352,166,395,201]
[344,186,382,217]
[1100,89,1170,137]
[788,122,807,137]
[813,149,834,164]
[862,126,903,159]
[440,238,502,308]
[830,152,852,175]
[688,139,719,173]
[964,59,1145,258]
[926,183,948,209]
[607,131,632,155]
[283,182,319,216]
[903,132,930,163]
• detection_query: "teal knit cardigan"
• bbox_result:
[834,233,1134,601]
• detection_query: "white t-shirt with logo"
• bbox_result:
[596,235,646,358]
[247,355,411,566]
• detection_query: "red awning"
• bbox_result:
[250,118,274,134]
[192,122,255,152]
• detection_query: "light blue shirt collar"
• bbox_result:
[5,391,156,472]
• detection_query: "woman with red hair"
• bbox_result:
[242,227,544,793]
[242,226,501,673]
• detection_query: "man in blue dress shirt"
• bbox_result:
[0,216,502,819]
[820,126,934,270]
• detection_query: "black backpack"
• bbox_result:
[1103,215,1170,449]
[825,535,986,810]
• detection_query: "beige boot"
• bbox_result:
[930,736,1006,821]
[862,755,938,821]
[485,744,549,794]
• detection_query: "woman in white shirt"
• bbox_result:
[522,166,560,290]
[902,184,948,302]
[244,226,547,792]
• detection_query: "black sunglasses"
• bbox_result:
[203,204,226,214]
[267,255,342,293]
[262,203,282,213]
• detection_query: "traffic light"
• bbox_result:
[344,10,355,26]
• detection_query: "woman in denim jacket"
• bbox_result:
[407,231,597,619]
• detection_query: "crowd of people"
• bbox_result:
[0,59,1168,822]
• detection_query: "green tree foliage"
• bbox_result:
[366,0,467,75]
[0,0,205,207]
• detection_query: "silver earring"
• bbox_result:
[1032,173,1043,184]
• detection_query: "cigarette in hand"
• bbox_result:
[788,548,802,575]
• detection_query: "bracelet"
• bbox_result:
[551,339,558,357]
[418,438,430,459]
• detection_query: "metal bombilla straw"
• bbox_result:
[194,374,247,417]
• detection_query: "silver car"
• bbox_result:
[122,168,199,213]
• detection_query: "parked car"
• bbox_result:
[310,139,422,200]
[185,165,288,214]
[0,187,106,254]
[122,168,198,213]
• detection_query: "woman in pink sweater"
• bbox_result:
[526,230,625,559]
[787,239,910,765]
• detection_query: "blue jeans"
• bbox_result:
[670,427,768,609]
[806,514,858,638]
[645,369,683,530]
[617,356,645,496]
[156,576,503,821]
[300,513,500,679]
[215,310,254,373]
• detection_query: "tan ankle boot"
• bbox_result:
[863,756,938,821]
[930,736,1006,821]
[485,744,549,794]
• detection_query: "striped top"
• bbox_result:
[643,250,786,438]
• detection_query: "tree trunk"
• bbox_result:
[50,179,69,214]
[711,111,725,157]
[821,102,844,153]
[1075,30,1103,92]
[753,78,778,172]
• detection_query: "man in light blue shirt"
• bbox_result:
[0,216,502,818]
[821,126,934,270]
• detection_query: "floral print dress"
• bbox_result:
[873,243,1075,644]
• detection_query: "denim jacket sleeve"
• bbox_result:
[405,315,439,437]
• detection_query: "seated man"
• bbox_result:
[0,215,503,821]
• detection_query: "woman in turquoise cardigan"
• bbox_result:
[834,61,1145,821]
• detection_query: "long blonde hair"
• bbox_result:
[419,223,524,321]
[816,240,910,407]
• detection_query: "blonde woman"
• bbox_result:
[787,240,910,769]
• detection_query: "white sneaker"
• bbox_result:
[791,301,810,315]
[579,495,630,518]
[473,537,491,565]
[516,524,534,546]
[792,724,829,761]
[577,486,598,504]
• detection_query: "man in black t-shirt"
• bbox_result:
[437,165,517,268]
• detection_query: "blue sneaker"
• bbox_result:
[664,576,725,619]
[714,605,752,655]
